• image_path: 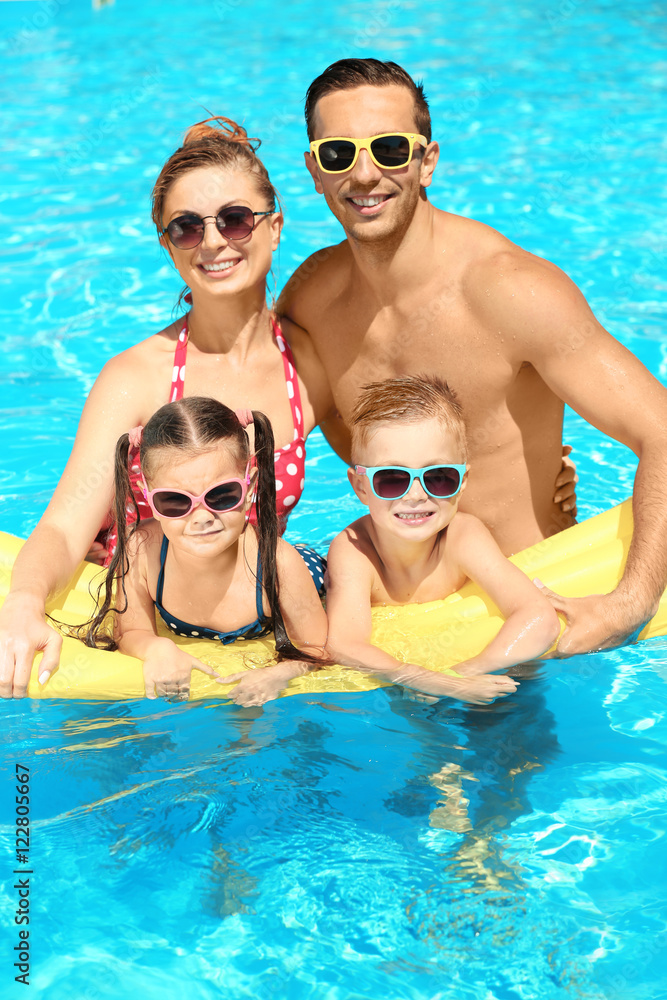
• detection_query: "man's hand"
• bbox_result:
[554,445,578,516]
[535,583,656,656]
[85,540,109,566]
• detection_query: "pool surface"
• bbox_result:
[1,0,666,997]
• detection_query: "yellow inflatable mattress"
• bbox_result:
[0,498,665,700]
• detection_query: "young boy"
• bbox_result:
[325,375,561,704]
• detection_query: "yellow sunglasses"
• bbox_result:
[309,132,428,174]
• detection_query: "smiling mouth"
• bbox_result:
[200,260,241,273]
[347,194,394,211]
[395,511,435,521]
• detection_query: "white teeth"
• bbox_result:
[202,261,237,272]
[350,196,385,207]
[396,512,433,520]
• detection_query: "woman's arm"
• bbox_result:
[0,350,154,697]
[448,514,562,674]
[325,529,517,705]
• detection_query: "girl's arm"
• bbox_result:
[325,529,517,705]
[112,526,218,700]
[0,351,154,698]
[221,540,329,707]
[447,514,562,675]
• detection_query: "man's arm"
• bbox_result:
[479,251,667,654]
[278,316,352,463]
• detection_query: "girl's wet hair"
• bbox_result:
[80,397,318,664]
[151,116,281,310]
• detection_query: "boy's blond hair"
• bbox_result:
[349,375,467,461]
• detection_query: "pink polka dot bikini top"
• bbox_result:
[104,317,306,564]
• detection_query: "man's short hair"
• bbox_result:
[349,375,467,461]
[304,58,431,142]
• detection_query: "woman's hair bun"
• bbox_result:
[183,115,261,152]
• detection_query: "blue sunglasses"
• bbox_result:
[354,464,467,500]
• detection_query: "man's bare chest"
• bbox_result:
[314,301,516,418]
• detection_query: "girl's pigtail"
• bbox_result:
[251,411,321,664]
[78,435,141,650]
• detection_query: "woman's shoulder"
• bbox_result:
[98,318,185,383]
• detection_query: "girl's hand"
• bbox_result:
[142,643,219,701]
[220,660,308,707]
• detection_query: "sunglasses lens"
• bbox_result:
[166,216,204,249]
[205,482,244,511]
[318,139,357,172]
[151,491,192,518]
[370,134,411,167]
[423,467,461,497]
[372,469,411,499]
[218,207,254,240]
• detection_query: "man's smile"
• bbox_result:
[346,193,395,214]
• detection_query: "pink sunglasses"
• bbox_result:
[142,463,251,519]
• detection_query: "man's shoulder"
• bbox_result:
[277,241,351,325]
[454,220,565,300]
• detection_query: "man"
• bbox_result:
[279,58,667,656]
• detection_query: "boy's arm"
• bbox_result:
[325,529,517,703]
[449,515,561,674]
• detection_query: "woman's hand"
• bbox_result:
[220,660,308,707]
[142,640,219,700]
[554,444,578,516]
[0,594,63,698]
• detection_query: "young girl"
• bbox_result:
[83,396,327,705]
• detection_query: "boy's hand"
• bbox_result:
[219,661,308,707]
[395,664,518,704]
[143,643,219,701]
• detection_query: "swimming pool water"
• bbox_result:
[1,0,666,997]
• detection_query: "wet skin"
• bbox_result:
[279,82,667,655]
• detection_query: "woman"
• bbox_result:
[0,117,576,697]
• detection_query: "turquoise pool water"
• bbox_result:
[1,0,666,996]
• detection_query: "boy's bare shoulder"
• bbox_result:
[446,511,493,548]
[328,517,375,562]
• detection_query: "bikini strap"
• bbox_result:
[170,320,188,402]
[255,545,265,620]
[156,535,169,607]
[271,317,304,439]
